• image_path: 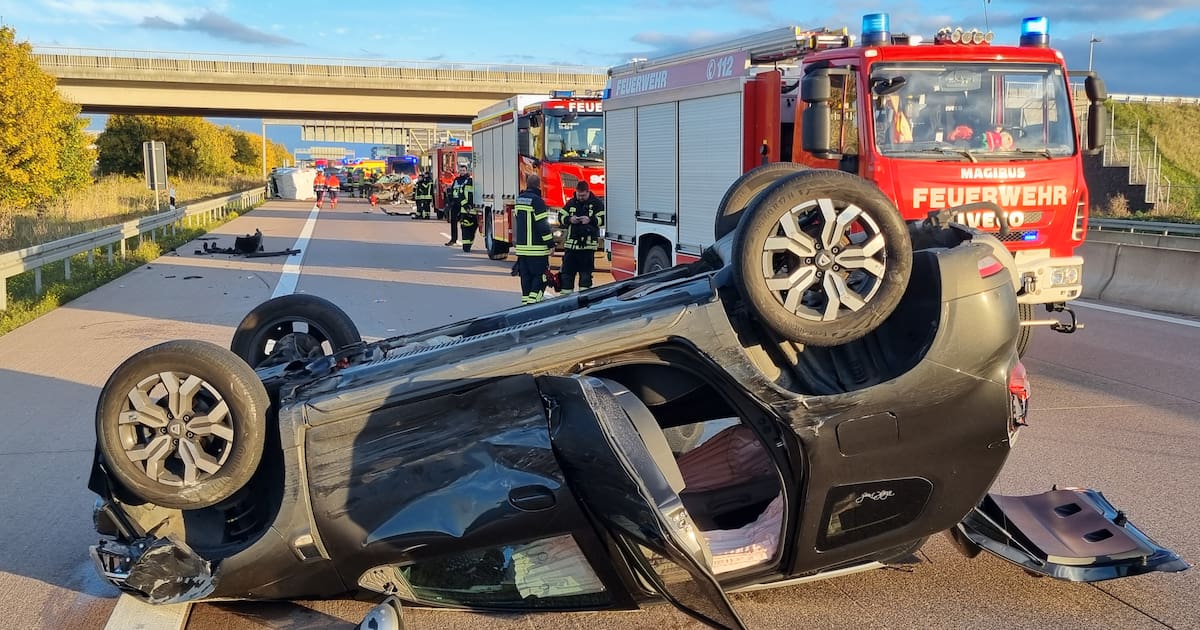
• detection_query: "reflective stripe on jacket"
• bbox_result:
[514,187,553,256]
[559,195,606,250]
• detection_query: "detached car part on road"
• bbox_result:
[87,171,1186,629]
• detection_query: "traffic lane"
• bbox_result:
[285,201,522,337]
[0,199,323,628]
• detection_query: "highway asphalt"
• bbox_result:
[0,197,1195,629]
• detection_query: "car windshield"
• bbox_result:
[545,113,604,162]
[870,62,1077,161]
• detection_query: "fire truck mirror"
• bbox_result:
[1087,102,1107,154]
[802,102,837,159]
[1084,75,1107,102]
[800,71,833,104]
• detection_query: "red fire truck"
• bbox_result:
[603,14,1106,354]
[431,142,474,214]
[472,92,606,259]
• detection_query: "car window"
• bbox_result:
[399,534,610,608]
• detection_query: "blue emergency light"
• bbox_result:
[550,90,575,98]
[1022,230,1040,242]
[1019,17,1050,47]
[861,13,891,46]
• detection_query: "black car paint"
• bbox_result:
[87,227,1183,619]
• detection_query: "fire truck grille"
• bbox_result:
[560,172,580,191]
[998,230,1039,242]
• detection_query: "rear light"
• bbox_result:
[978,255,1005,278]
[1009,360,1031,431]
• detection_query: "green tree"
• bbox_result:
[227,128,261,174]
[97,115,237,179]
[0,26,95,209]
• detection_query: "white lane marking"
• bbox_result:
[1074,300,1200,329]
[271,204,322,298]
[440,232,451,241]
[104,594,190,630]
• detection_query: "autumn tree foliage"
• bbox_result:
[98,116,292,179]
[0,26,96,209]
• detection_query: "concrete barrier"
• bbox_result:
[1092,243,1200,316]
[1080,241,1119,300]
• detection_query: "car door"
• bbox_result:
[540,374,748,630]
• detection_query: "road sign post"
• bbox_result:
[143,141,168,212]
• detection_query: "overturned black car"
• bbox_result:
[87,170,1186,629]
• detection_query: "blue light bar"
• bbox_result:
[1020,17,1050,47]
[550,90,575,98]
[861,13,891,46]
[1022,230,1040,241]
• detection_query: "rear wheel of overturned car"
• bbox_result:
[96,340,269,510]
[1016,303,1034,357]
[733,170,913,346]
[230,294,362,368]
[714,162,810,242]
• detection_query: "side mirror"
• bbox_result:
[356,596,405,630]
[1085,75,1107,102]
[801,70,837,159]
[518,129,531,157]
[1087,102,1107,154]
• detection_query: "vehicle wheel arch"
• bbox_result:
[638,234,673,274]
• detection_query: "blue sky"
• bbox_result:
[6,0,1200,154]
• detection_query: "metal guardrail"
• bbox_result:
[1107,93,1200,106]
[0,188,264,311]
[1090,218,1200,237]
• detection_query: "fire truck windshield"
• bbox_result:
[870,62,1076,161]
[545,113,604,162]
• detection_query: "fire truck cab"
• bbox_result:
[432,142,474,215]
[603,14,1107,351]
[472,92,606,260]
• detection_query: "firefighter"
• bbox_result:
[313,169,327,209]
[414,171,435,219]
[444,165,473,246]
[558,180,605,295]
[325,170,341,209]
[514,174,554,305]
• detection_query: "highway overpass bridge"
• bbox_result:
[33,47,609,124]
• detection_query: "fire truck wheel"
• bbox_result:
[230,294,362,368]
[714,162,809,242]
[643,245,671,273]
[733,170,912,346]
[485,212,511,260]
[1016,303,1034,357]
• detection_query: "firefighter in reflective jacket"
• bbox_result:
[558,181,605,294]
[514,174,554,305]
[414,171,435,220]
[445,166,473,247]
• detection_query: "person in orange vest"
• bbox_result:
[313,170,327,209]
[325,171,341,209]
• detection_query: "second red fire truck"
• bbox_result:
[471,92,606,259]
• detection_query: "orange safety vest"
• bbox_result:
[326,175,340,188]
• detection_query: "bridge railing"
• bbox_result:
[32,47,608,84]
[0,188,264,312]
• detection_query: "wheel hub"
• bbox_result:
[167,421,185,437]
[815,251,834,268]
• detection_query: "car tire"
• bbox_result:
[95,340,269,510]
[714,162,810,242]
[230,294,362,368]
[642,245,671,273]
[1016,303,1034,357]
[732,170,913,346]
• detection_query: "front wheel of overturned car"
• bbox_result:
[230,294,362,368]
[96,340,269,510]
[1016,303,1034,357]
[733,170,913,346]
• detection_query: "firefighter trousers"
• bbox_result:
[416,200,432,219]
[559,248,596,294]
[446,206,460,244]
[460,213,478,252]
[517,255,550,305]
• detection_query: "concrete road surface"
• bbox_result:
[0,196,1195,630]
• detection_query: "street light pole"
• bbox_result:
[1089,34,1102,71]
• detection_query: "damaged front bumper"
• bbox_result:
[91,535,215,604]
